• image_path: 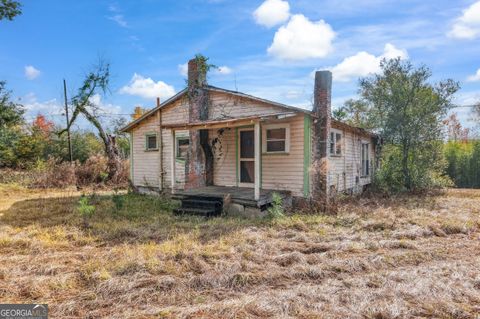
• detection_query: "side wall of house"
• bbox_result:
[130,98,189,190]
[327,124,375,193]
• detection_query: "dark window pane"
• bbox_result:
[336,133,342,155]
[267,128,286,140]
[177,138,189,158]
[330,132,335,154]
[240,161,255,183]
[147,135,157,149]
[267,140,285,152]
[240,130,254,158]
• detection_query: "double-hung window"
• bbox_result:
[329,130,342,156]
[262,124,290,153]
[361,143,370,176]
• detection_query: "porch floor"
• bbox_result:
[173,186,290,208]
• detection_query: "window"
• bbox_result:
[145,133,158,151]
[262,124,290,153]
[329,130,342,156]
[176,137,189,160]
[361,143,370,176]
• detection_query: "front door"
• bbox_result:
[238,129,255,185]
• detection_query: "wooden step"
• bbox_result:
[181,199,222,209]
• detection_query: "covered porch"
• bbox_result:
[163,112,297,202]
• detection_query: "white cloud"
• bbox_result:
[108,14,128,27]
[217,66,232,75]
[467,68,480,82]
[329,43,408,82]
[267,14,335,60]
[253,0,290,28]
[120,73,176,100]
[447,1,480,39]
[88,94,122,116]
[22,93,61,114]
[24,65,41,80]
[178,63,188,77]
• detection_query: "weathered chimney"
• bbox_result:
[185,57,214,189]
[311,71,332,201]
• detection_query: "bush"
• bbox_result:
[31,158,76,188]
[77,195,96,228]
[444,140,480,188]
[374,143,452,193]
[1,155,128,189]
[267,192,285,219]
[75,154,108,186]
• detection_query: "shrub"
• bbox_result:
[77,195,96,228]
[75,154,108,186]
[267,192,284,219]
[31,158,76,188]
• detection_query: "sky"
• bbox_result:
[1,0,479,129]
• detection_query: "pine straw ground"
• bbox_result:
[0,185,479,318]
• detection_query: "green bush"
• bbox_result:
[267,192,285,219]
[444,140,480,188]
[375,143,452,193]
[77,195,96,228]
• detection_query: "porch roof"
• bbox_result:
[163,112,297,131]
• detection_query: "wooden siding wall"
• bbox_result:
[131,99,188,189]
[208,91,287,119]
[211,127,236,187]
[327,125,375,193]
[262,115,305,197]
[131,114,160,187]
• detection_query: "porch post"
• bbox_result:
[171,129,175,194]
[254,121,260,200]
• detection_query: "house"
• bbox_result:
[121,57,379,215]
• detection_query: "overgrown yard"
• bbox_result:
[0,185,479,318]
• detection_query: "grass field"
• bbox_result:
[0,184,479,318]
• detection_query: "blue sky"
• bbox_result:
[1,0,479,128]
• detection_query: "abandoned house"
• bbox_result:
[121,57,379,216]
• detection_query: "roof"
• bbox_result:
[120,85,377,138]
[120,85,310,132]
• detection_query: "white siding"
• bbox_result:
[131,114,160,187]
[327,124,375,193]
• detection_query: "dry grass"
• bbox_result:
[1,185,479,318]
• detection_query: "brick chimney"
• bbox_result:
[184,57,214,189]
[311,71,332,201]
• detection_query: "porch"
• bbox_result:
[163,112,298,202]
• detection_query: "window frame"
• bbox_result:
[361,142,370,177]
[329,129,343,157]
[145,132,158,151]
[175,135,190,161]
[262,123,290,154]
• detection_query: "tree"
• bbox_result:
[0,81,24,167]
[131,106,148,120]
[356,58,459,191]
[333,99,373,129]
[60,60,123,182]
[444,113,469,142]
[0,81,24,128]
[0,0,21,21]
